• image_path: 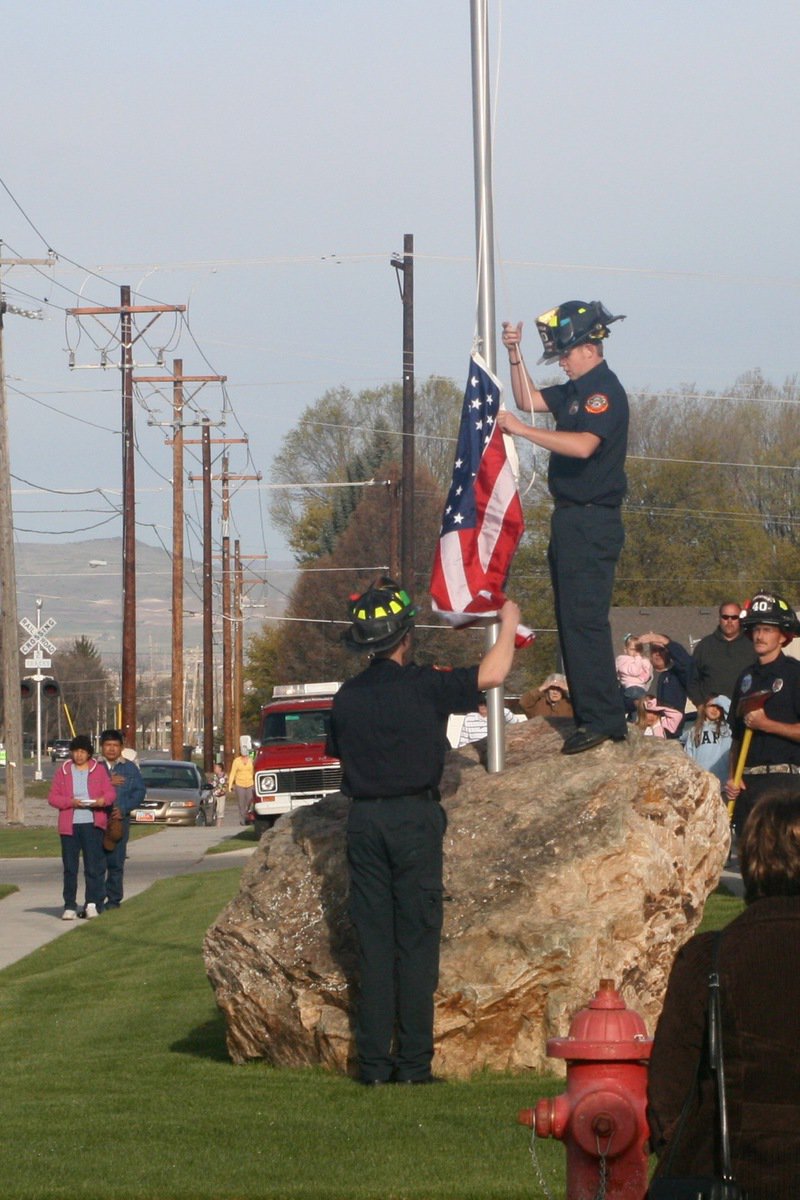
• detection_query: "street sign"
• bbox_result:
[25,656,51,669]
[19,617,57,657]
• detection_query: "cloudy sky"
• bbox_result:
[3,0,799,599]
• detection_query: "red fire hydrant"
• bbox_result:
[518,979,652,1200]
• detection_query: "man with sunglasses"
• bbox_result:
[689,602,754,706]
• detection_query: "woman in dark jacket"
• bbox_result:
[647,790,800,1198]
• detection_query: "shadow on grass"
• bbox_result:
[171,1012,231,1063]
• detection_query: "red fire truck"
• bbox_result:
[251,682,342,837]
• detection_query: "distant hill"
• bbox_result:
[13,538,294,672]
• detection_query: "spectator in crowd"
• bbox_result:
[682,696,732,790]
[48,734,116,920]
[520,673,574,720]
[457,700,524,747]
[639,631,692,736]
[209,762,228,827]
[635,695,682,739]
[725,591,800,836]
[688,602,754,706]
[615,634,653,718]
[228,748,255,826]
[647,790,800,1196]
[98,728,146,910]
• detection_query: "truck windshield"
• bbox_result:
[261,709,331,745]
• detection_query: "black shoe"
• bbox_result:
[355,1077,390,1087]
[561,728,610,755]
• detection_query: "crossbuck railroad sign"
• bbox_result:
[19,616,57,657]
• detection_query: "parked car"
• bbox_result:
[131,760,216,827]
[51,739,72,762]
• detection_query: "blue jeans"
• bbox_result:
[60,824,106,910]
[104,819,131,907]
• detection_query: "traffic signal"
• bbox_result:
[42,678,60,699]
[20,678,33,699]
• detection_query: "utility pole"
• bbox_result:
[185,441,257,768]
[391,234,415,593]
[171,359,185,759]
[221,455,232,771]
[67,293,186,749]
[136,363,228,759]
[201,422,213,773]
[233,540,244,756]
[0,265,48,823]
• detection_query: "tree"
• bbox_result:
[56,637,111,737]
[270,377,465,558]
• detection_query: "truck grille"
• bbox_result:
[275,765,342,794]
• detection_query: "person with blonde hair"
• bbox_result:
[682,695,732,788]
[228,749,255,826]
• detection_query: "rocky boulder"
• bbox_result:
[203,718,729,1077]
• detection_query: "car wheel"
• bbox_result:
[254,816,277,838]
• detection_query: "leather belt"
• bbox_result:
[743,764,800,776]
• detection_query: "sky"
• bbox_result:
[3,0,800,618]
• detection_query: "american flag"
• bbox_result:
[430,353,526,625]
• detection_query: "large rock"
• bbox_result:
[203,719,729,1077]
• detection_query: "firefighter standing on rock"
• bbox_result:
[498,300,629,755]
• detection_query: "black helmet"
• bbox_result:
[535,300,625,364]
[342,578,416,653]
[739,592,800,639]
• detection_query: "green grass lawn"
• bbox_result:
[0,868,565,1200]
[0,869,745,1200]
[205,827,259,854]
[0,824,162,858]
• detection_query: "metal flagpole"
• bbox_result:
[470,0,504,773]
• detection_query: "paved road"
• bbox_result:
[0,811,256,971]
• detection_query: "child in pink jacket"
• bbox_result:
[48,734,116,920]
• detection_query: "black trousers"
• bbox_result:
[548,503,627,738]
[346,796,446,1082]
[734,772,799,836]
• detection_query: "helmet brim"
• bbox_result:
[341,623,412,654]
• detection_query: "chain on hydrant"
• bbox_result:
[518,979,653,1200]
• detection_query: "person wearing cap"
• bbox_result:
[327,578,520,1086]
[98,728,146,909]
[498,302,628,756]
[520,673,573,720]
[725,592,800,835]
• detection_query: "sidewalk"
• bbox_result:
[0,803,256,971]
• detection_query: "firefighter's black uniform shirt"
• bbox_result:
[328,658,481,797]
[730,652,800,767]
[541,359,628,506]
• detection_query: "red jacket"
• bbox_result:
[48,758,116,835]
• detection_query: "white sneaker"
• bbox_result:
[62,908,77,921]
[83,903,99,919]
